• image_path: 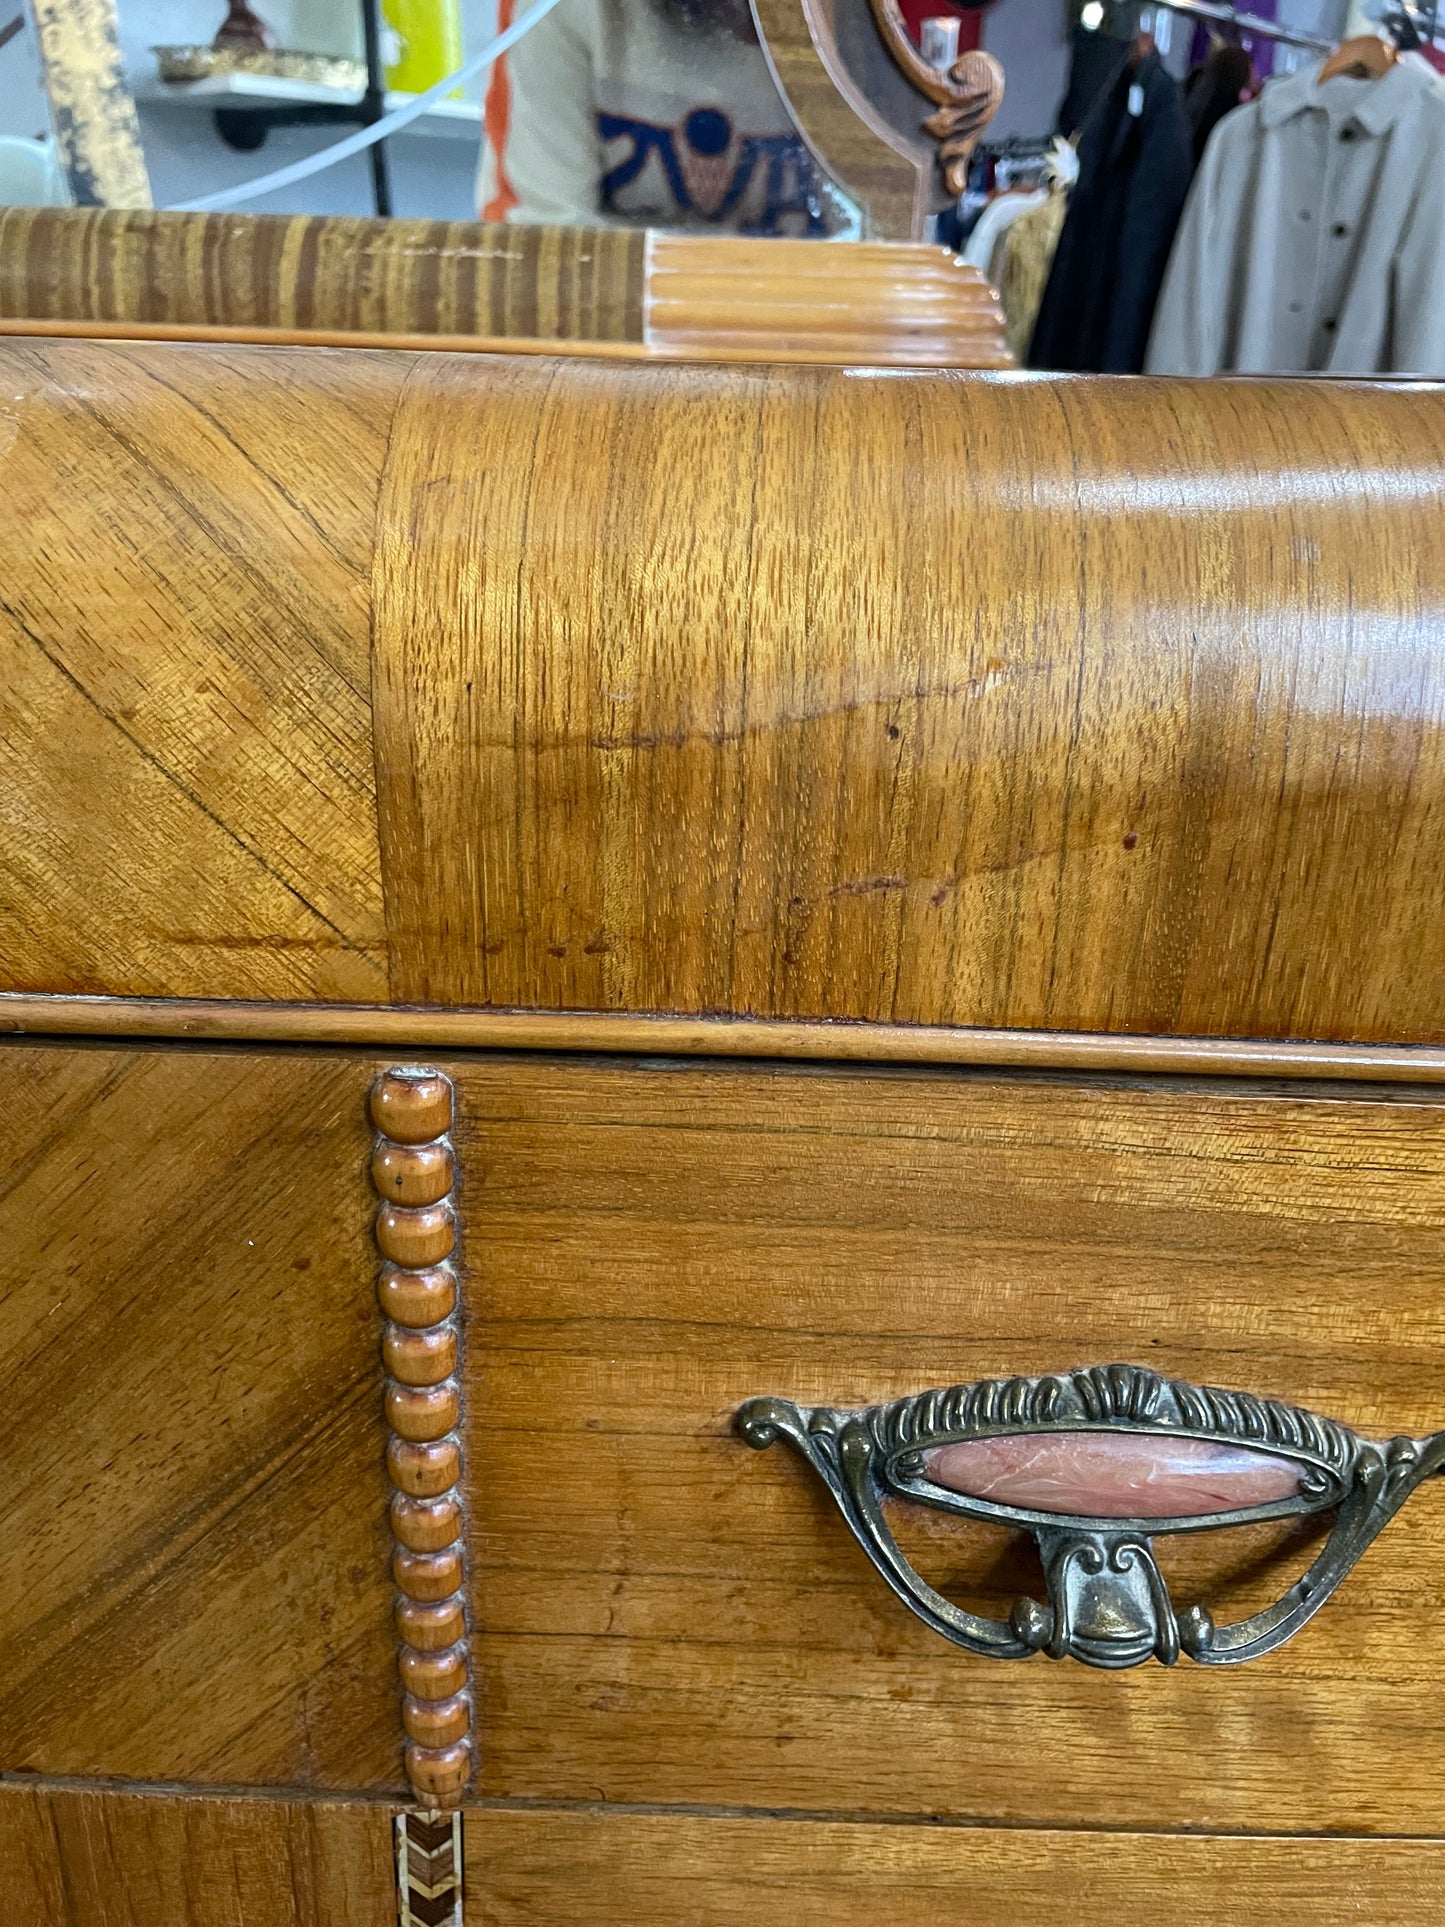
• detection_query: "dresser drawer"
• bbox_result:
[459,1055,1445,1834]
[4,1042,1445,1851]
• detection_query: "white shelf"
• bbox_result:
[133,73,479,141]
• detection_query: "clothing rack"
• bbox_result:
[1137,2,1332,55]
[1384,1,1442,49]
[1139,1,1443,55]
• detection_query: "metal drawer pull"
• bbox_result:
[736,1365,1445,1670]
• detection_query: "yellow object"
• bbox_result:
[381,0,463,94]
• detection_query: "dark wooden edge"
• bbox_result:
[2,994,1444,1082]
[6,1773,1445,1839]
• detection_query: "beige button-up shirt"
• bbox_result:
[1146,59,1445,376]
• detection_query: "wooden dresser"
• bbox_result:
[2,339,1444,1925]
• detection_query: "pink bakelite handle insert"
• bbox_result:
[924,1429,1304,1519]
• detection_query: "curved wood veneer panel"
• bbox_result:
[0,338,396,1005]
[3,340,1445,1045]
[371,353,1445,1045]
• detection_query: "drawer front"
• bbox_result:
[459,1056,1445,1833]
[4,1042,1445,1870]
[3,1787,1445,1927]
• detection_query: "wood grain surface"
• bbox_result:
[0,1045,403,1791]
[373,354,1445,1044]
[5,1785,1441,1926]
[0,208,643,341]
[0,1783,397,1927]
[7,341,1445,1046]
[0,209,1009,366]
[0,311,1015,369]
[469,1806,1445,1926]
[454,1054,1445,1832]
[2,1038,1445,1903]
[644,235,1009,365]
[0,338,394,1002]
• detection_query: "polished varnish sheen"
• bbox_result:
[925,1430,1304,1518]
[4,340,1445,1925]
[4,343,1444,1040]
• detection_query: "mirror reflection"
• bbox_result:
[1,1,1442,374]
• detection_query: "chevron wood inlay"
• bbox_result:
[395,1809,464,1927]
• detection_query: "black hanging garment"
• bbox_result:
[1028,50,1193,373]
[1184,44,1255,167]
[1056,25,1131,138]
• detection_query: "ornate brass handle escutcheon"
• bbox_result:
[736,1365,1445,1670]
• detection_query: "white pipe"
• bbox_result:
[167,0,564,213]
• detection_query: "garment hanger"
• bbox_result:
[1317,34,1397,81]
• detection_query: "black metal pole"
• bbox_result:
[360,0,393,216]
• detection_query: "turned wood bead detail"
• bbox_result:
[370,1070,454,1145]
[396,1594,468,1652]
[376,1199,456,1268]
[378,1263,457,1327]
[372,1137,455,1206]
[391,1491,464,1552]
[386,1379,461,1441]
[394,1544,465,1601]
[405,1740,472,1805]
[403,1691,472,1748]
[384,1322,458,1385]
[387,1435,462,1497]
[399,1641,469,1699]
[373,1067,472,1809]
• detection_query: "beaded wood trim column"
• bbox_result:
[371,1068,473,1810]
